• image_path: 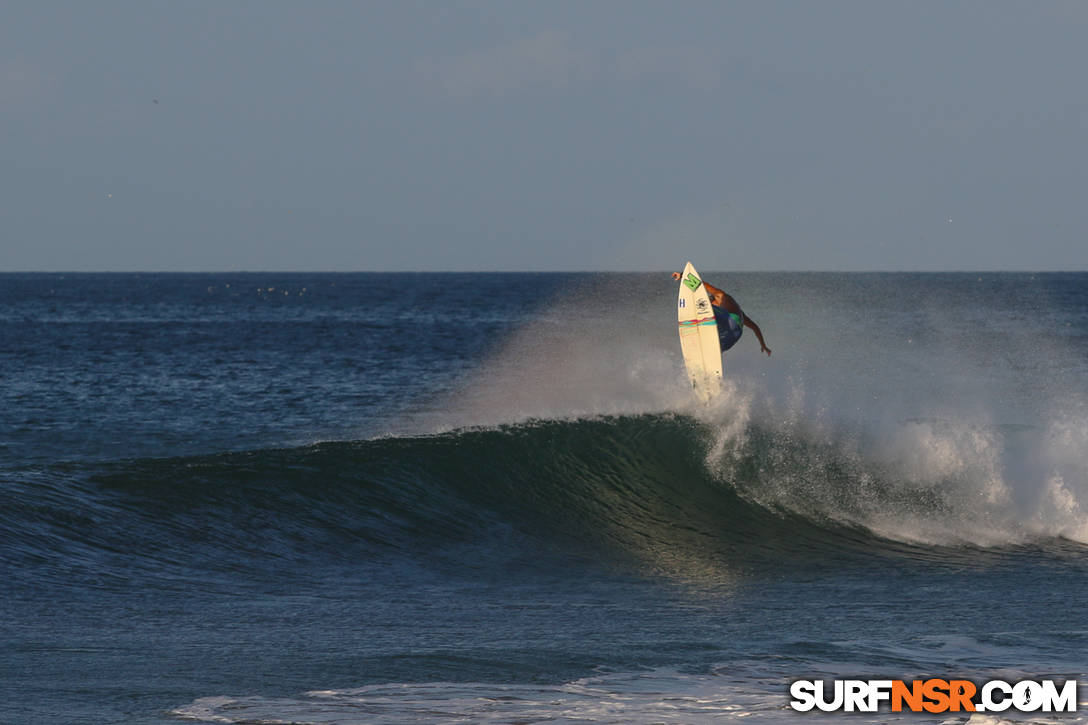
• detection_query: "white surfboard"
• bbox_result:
[677,261,722,401]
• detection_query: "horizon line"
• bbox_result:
[1,269,1084,275]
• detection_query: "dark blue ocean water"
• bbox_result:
[2,272,1087,724]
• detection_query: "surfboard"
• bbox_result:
[677,261,722,401]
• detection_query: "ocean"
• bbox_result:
[1,271,1086,724]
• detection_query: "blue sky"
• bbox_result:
[3,1,1086,271]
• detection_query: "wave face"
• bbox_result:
[6,408,1086,594]
[1,415,800,589]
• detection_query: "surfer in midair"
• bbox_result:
[671,272,772,356]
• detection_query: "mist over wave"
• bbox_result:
[395,273,1088,551]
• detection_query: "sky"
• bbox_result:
[2,1,1086,271]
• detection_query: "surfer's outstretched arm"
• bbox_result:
[744,317,771,356]
[671,271,721,295]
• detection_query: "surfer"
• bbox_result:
[671,272,772,356]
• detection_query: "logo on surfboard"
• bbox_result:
[683,273,701,291]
